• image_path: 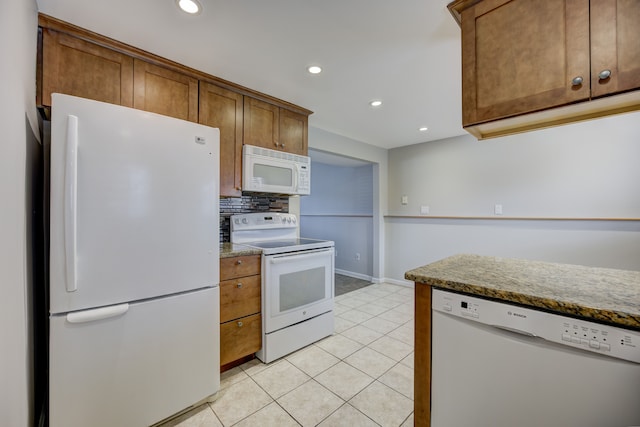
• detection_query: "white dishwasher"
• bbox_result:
[431,289,640,427]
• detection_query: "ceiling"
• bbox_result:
[37,0,465,150]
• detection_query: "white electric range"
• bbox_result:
[230,213,335,363]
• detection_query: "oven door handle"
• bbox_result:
[269,249,332,264]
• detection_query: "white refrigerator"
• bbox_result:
[47,94,220,427]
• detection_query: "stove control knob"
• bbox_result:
[234,218,240,224]
[282,217,287,223]
[292,217,297,224]
[287,217,292,223]
[242,218,248,224]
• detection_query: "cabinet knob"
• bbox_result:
[571,76,583,86]
[237,321,243,327]
[598,69,611,80]
[281,143,285,148]
[237,282,243,288]
[274,142,279,147]
[236,259,242,265]
[235,186,241,191]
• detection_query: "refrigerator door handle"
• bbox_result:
[66,303,129,324]
[65,115,79,292]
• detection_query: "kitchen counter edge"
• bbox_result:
[405,254,640,331]
[220,243,262,259]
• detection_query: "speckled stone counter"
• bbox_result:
[406,254,640,330]
[220,242,262,259]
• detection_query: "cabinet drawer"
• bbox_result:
[220,255,261,280]
[220,275,261,323]
[220,313,261,366]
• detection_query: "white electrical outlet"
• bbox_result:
[420,205,430,215]
[494,204,503,215]
[401,195,409,205]
[355,253,361,261]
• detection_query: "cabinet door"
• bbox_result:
[461,0,590,126]
[199,83,243,196]
[279,109,308,155]
[220,313,262,366]
[220,255,261,281]
[40,29,133,107]
[590,0,640,98]
[133,59,198,122]
[220,275,261,323]
[243,97,280,151]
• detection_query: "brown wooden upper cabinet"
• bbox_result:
[39,29,198,123]
[449,0,640,138]
[39,28,134,108]
[199,82,244,197]
[244,97,308,156]
[133,59,198,122]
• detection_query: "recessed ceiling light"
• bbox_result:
[370,100,383,107]
[419,127,428,132]
[176,0,201,14]
[307,65,322,74]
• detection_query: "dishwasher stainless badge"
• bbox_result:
[230,213,334,363]
[430,289,640,427]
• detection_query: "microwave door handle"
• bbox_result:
[293,165,299,192]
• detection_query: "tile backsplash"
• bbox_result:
[219,195,289,242]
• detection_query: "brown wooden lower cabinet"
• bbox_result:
[219,254,262,370]
[220,313,261,366]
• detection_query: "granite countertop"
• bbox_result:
[405,254,640,330]
[220,242,262,258]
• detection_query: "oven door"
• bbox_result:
[263,248,334,333]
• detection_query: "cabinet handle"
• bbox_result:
[237,321,243,327]
[571,76,583,86]
[237,260,242,265]
[237,282,243,288]
[598,69,611,80]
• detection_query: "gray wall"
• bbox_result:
[301,161,374,278]
[304,127,388,280]
[386,112,640,284]
[0,0,39,425]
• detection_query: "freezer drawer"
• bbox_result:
[49,287,220,427]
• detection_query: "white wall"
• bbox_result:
[386,112,640,283]
[301,161,374,278]
[0,0,39,426]
[307,126,388,280]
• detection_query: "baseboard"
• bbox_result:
[382,277,414,288]
[335,269,373,282]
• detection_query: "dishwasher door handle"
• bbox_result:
[492,324,537,337]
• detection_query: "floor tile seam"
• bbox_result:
[275,377,347,424]
[268,400,304,427]
[340,349,391,381]
[321,402,383,427]
[219,375,276,426]
[252,361,314,400]
[204,402,225,426]
[377,360,415,400]
[346,380,411,425]
[288,351,341,380]
[338,324,394,347]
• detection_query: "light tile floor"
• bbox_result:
[160,283,415,427]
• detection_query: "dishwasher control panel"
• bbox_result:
[432,289,640,364]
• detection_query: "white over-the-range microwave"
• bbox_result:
[242,144,311,195]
